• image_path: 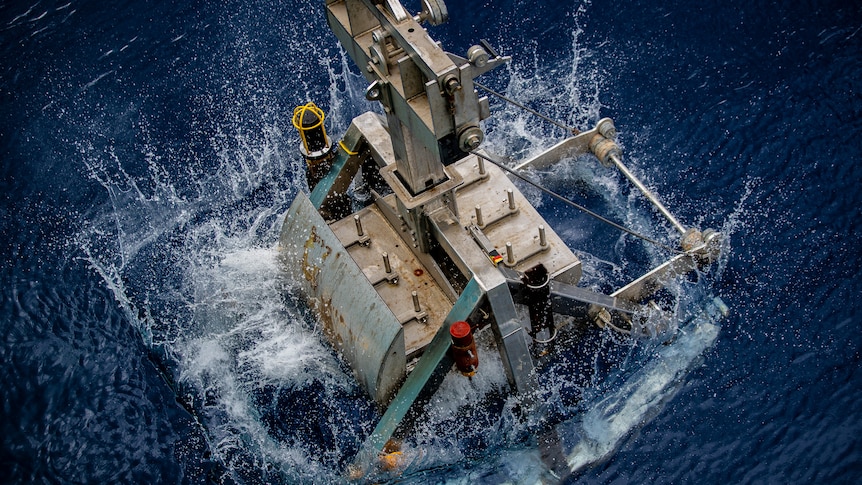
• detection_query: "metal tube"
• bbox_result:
[354,214,364,236]
[506,242,515,265]
[538,225,547,247]
[609,153,686,234]
[523,264,554,344]
[383,252,392,273]
[478,155,486,175]
[507,188,515,211]
[412,291,421,312]
[475,205,484,227]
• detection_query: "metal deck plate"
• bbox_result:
[329,203,453,359]
[450,154,582,284]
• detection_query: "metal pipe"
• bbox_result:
[538,225,547,247]
[383,252,392,274]
[412,291,421,312]
[507,188,515,211]
[523,264,555,344]
[506,242,515,265]
[609,153,686,234]
[475,205,484,227]
[354,214,364,236]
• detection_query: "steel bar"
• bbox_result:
[609,153,686,234]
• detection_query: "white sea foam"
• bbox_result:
[563,316,720,475]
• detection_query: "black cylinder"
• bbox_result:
[523,264,554,340]
[292,103,334,192]
[299,108,328,154]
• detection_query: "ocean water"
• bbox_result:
[2,0,860,483]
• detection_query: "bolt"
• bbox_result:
[354,214,363,237]
[383,252,392,274]
[464,134,481,150]
[412,291,421,313]
[444,75,461,94]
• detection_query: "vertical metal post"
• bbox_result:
[354,214,364,237]
[383,252,392,274]
[412,291,421,312]
[523,264,554,342]
[486,279,538,396]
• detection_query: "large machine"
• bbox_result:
[279,0,726,479]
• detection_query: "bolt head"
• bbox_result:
[465,135,480,149]
[459,126,484,151]
[467,45,489,68]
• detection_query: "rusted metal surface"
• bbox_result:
[279,193,406,405]
[449,321,478,376]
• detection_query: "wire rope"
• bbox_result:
[470,150,684,255]
[474,81,581,135]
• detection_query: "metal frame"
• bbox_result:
[279,0,727,473]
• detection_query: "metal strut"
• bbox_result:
[474,79,689,236]
[471,150,684,254]
[608,153,687,234]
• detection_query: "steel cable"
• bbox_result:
[470,150,684,254]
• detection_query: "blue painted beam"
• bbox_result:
[309,145,354,209]
[357,277,485,459]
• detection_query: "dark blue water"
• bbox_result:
[2,0,860,483]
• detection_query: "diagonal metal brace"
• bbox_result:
[486,277,539,397]
[351,277,485,470]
